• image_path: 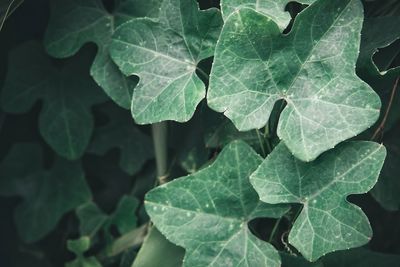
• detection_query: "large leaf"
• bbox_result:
[110,0,223,124]
[250,141,386,261]
[88,103,153,175]
[207,0,381,162]
[0,143,91,243]
[145,141,289,267]
[1,41,106,160]
[44,0,161,108]
[220,0,316,30]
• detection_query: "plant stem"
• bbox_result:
[255,129,267,157]
[196,66,209,81]
[152,122,168,184]
[268,217,281,243]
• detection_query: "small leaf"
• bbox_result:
[208,0,381,161]
[111,195,139,234]
[221,0,316,30]
[145,141,289,266]
[132,227,184,267]
[44,0,161,108]
[77,202,109,237]
[0,143,92,243]
[66,237,103,267]
[250,141,386,261]
[1,41,106,160]
[88,103,153,175]
[110,0,223,124]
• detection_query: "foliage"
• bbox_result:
[0,0,399,266]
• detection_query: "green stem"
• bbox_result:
[196,66,209,81]
[152,122,168,184]
[255,129,266,157]
[268,217,281,243]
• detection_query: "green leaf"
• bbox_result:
[88,103,153,175]
[111,195,140,234]
[250,141,386,261]
[110,0,223,124]
[132,227,184,267]
[44,0,161,108]
[220,0,316,30]
[208,0,381,161]
[77,202,109,237]
[0,143,91,243]
[145,141,289,266]
[1,41,106,160]
[371,125,400,210]
[66,237,103,267]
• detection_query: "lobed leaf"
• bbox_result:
[44,0,161,108]
[145,141,289,267]
[0,143,91,243]
[250,141,386,261]
[110,0,223,124]
[208,0,381,161]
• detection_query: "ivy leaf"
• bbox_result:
[208,0,381,162]
[44,0,161,108]
[220,0,316,30]
[250,141,386,261]
[0,143,91,243]
[145,141,289,266]
[66,237,103,267]
[88,103,153,175]
[110,0,223,124]
[371,124,400,210]
[1,41,106,160]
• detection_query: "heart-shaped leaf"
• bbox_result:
[250,141,386,261]
[220,0,316,30]
[145,141,289,266]
[0,143,92,243]
[110,0,223,124]
[208,0,381,161]
[44,0,161,108]
[1,41,106,160]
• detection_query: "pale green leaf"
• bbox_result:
[208,0,381,161]
[110,0,223,124]
[66,237,103,267]
[44,0,161,108]
[77,202,109,237]
[1,41,106,160]
[250,141,386,261]
[88,103,153,175]
[221,0,316,30]
[145,141,289,267]
[0,143,91,243]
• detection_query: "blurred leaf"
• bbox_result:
[0,143,91,243]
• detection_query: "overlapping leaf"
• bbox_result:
[1,41,106,160]
[88,103,153,175]
[220,0,316,30]
[145,141,289,267]
[208,0,381,161]
[110,0,223,124]
[0,143,91,243]
[44,0,161,108]
[250,141,386,261]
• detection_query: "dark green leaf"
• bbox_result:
[1,41,106,160]
[0,143,91,243]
